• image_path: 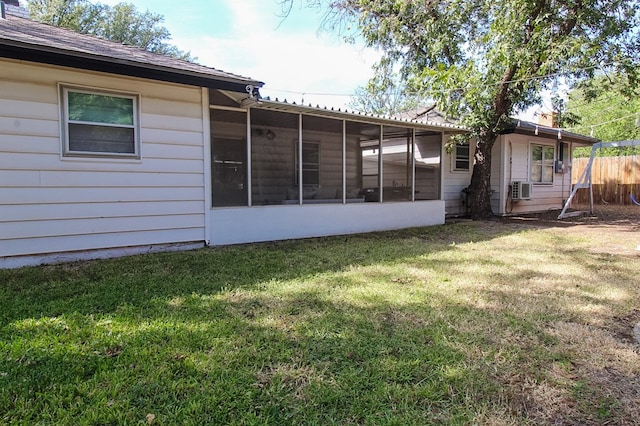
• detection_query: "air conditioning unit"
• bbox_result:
[511,181,532,200]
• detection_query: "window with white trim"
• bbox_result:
[530,144,554,183]
[453,143,470,171]
[62,87,139,157]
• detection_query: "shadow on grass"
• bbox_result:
[1,221,639,424]
[0,223,492,325]
[1,279,486,424]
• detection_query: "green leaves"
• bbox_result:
[338,0,639,124]
[567,74,640,145]
[27,0,195,61]
[323,0,640,216]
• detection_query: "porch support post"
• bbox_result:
[379,124,383,203]
[246,108,252,207]
[298,113,303,205]
[411,128,416,202]
[342,119,346,204]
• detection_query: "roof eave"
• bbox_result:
[0,40,264,92]
[506,125,599,144]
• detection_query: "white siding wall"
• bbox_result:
[441,135,475,216]
[0,59,206,263]
[493,134,574,215]
[490,138,505,214]
[442,133,580,216]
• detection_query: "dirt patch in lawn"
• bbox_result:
[503,203,639,226]
[500,203,640,257]
[497,203,640,424]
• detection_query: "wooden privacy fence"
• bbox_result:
[571,155,640,205]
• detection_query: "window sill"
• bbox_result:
[61,154,142,164]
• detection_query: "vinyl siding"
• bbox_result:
[443,133,576,216]
[490,138,504,213]
[0,59,206,258]
[441,135,474,216]
[494,134,575,215]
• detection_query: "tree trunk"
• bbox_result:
[467,130,495,219]
[466,64,516,220]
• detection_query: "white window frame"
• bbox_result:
[529,143,555,184]
[451,142,471,172]
[61,85,140,158]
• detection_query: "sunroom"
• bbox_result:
[207,89,467,245]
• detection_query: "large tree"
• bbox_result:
[282,0,640,218]
[27,0,194,61]
[567,75,640,145]
[348,58,425,116]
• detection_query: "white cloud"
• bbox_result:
[93,0,380,109]
[182,0,380,109]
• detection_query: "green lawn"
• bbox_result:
[1,222,638,425]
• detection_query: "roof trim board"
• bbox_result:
[0,43,255,92]
[0,15,263,92]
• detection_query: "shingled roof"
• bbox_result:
[0,14,263,93]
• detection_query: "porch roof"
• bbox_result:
[254,98,470,135]
[502,119,599,145]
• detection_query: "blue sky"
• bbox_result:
[96,0,547,120]
[99,0,379,109]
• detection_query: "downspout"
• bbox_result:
[505,139,513,214]
[202,87,212,245]
[561,142,566,206]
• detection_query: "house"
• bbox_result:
[0,7,468,268]
[437,116,598,217]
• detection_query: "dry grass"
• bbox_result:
[495,204,640,424]
[1,205,639,425]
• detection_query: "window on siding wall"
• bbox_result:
[453,143,470,171]
[530,144,554,183]
[62,87,139,157]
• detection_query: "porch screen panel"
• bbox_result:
[346,121,380,202]
[211,109,248,207]
[251,109,299,205]
[382,126,413,202]
[301,116,343,203]
[414,133,441,200]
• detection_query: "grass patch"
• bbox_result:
[1,222,639,424]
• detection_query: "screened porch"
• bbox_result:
[210,91,443,208]
[207,89,457,245]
